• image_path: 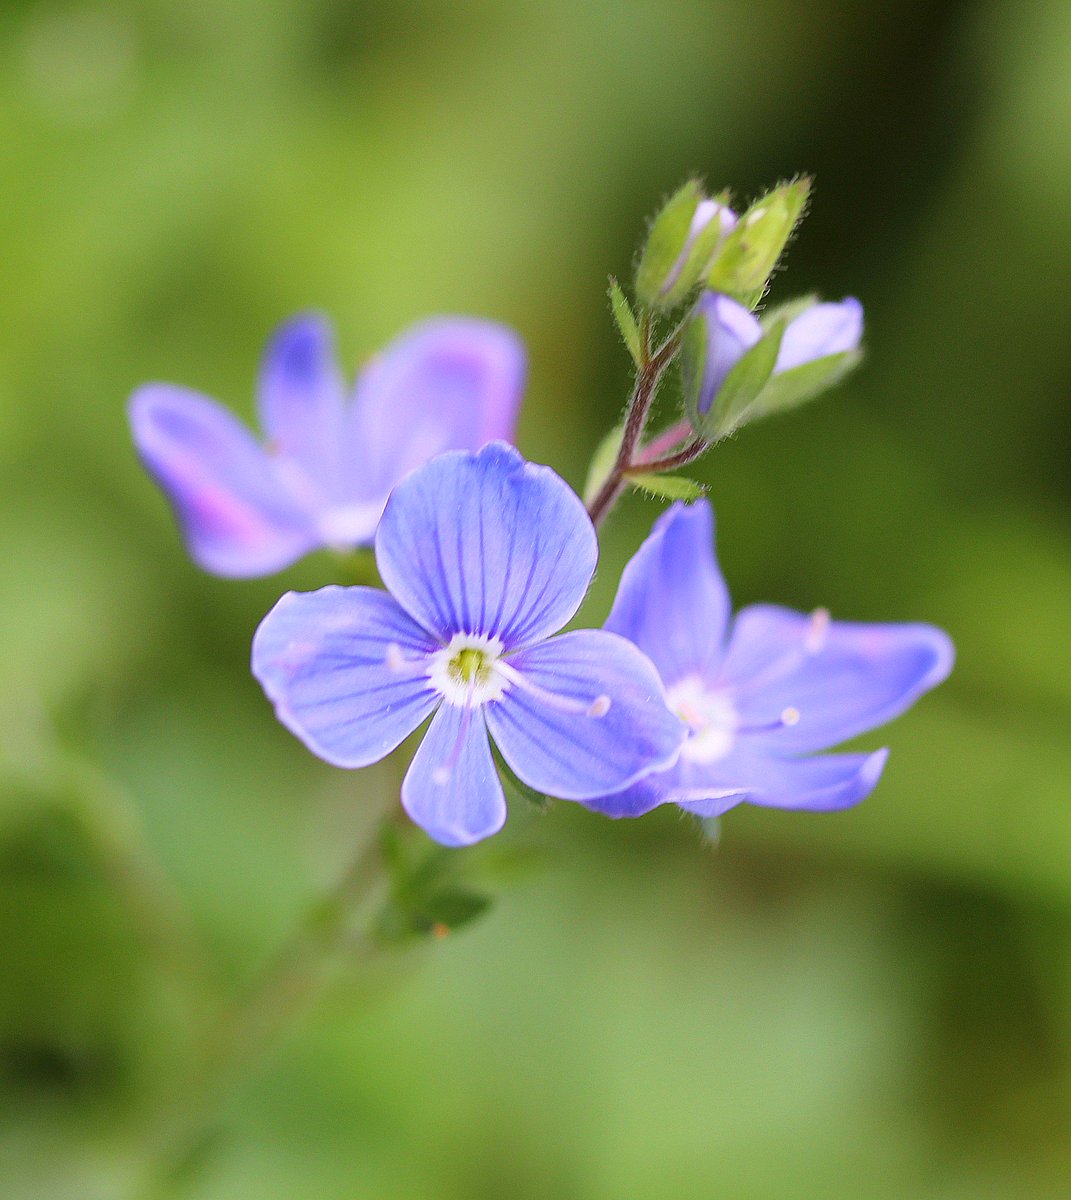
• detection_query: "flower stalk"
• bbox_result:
[586,320,685,528]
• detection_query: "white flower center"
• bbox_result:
[667,676,738,764]
[428,633,508,707]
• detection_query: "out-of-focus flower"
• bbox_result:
[692,292,863,418]
[586,500,953,818]
[130,314,525,576]
[251,443,684,846]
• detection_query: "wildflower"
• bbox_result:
[586,500,953,818]
[251,443,685,846]
[692,292,862,417]
[129,314,525,576]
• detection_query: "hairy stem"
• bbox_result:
[630,436,709,475]
[587,324,683,528]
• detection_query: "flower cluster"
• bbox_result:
[131,181,953,847]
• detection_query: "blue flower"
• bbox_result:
[586,501,953,818]
[251,443,685,846]
[693,292,863,417]
[130,314,526,577]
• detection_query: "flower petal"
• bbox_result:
[401,705,506,846]
[257,313,347,489]
[775,298,863,372]
[348,317,525,503]
[578,774,670,818]
[251,586,441,768]
[694,292,762,414]
[721,605,954,754]
[375,442,597,646]
[582,756,748,818]
[676,748,888,816]
[130,383,314,577]
[485,630,684,799]
[604,499,731,684]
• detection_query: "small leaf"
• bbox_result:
[608,278,642,365]
[687,321,785,440]
[706,177,811,300]
[626,473,706,502]
[635,180,703,307]
[582,424,625,506]
[751,349,863,419]
[421,887,492,933]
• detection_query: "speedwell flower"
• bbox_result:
[130,314,525,577]
[251,442,685,846]
[693,291,863,417]
[585,500,953,818]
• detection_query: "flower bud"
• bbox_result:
[683,292,864,439]
[774,297,862,371]
[687,292,762,417]
[635,181,737,309]
[705,178,811,302]
[657,199,737,304]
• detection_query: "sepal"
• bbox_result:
[705,177,811,302]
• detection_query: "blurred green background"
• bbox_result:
[3,1,1071,1196]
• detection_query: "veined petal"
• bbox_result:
[348,317,525,503]
[605,500,731,684]
[402,705,506,846]
[130,384,314,577]
[677,748,887,815]
[775,298,863,372]
[485,630,684,800]
[721,605,954,754]
[257,313,347,489]
[251,586,441,768]
[376,442,597,646]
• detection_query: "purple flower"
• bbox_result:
[586,500,953,818]
[130,314,525,577]
[694,292,863,415]
[251,442,685,846]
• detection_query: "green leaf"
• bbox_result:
[626,472,705,502]
[608,277,642,365]
[686,320,785,440]
[582,424,624,505]
[634,179,702,307]
[706,177,811,300]
[751,349,863,419]
[420,887,492,932]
